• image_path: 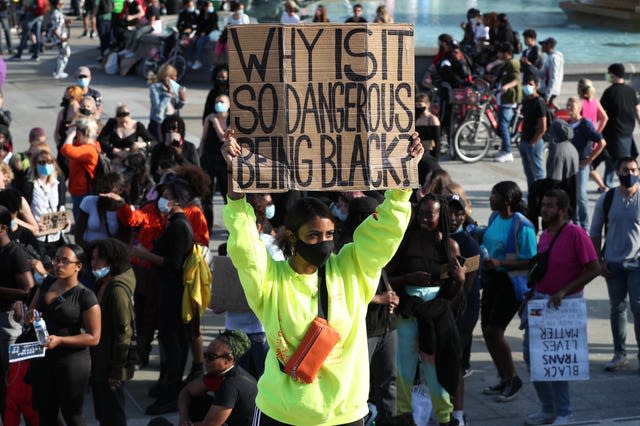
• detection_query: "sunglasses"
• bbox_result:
[38,160,54,165]
[204,351,230,362]
[77,74,88,79]
[116,111,130,118]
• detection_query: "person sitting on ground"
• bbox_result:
[177,330,257,426]
[189,0,218,70]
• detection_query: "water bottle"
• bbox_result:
[34,310,49,345]
[479,245,490,262]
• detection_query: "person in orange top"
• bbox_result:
[59,117,101,221]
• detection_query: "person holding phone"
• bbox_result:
[149,116,199,182]
[221,131,424,425]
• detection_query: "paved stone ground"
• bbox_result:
[4,17,640,426]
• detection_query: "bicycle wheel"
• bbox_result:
[172,55,187,82]
[454,120,492,163]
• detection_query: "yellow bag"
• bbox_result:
[182,244,212,323]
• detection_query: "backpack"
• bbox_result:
[85,146,113,194]
[603,187,616,235]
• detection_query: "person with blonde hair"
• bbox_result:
[374,5,392,23]
[148,64,186,142]
[98,103,154,162]
[577,78,609,192]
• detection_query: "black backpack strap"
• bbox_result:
[603,188,615,235]
[317,266,328,320]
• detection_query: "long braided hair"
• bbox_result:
[417,193,453,267]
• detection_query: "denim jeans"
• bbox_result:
[575,165,590,229]
[71,194,87,222]
[368,329,397,418]
[605,262,640,356]
[523,326,571,417]
[396,317,452,423]
[0,15,12,51]
[498,106,514,153]
[195,35,210,63]
[16,14,43,58]
[97,16,113,56]
[519,139,546,191]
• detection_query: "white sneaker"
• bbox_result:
[604,353,628,371]
[53,71,68,79]
[494,151,514,163]
[192,60,202,70]
[552,415,573,424]
[525,412,555,425]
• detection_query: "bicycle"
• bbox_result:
[142,26,187,82]
[453,89,523,163]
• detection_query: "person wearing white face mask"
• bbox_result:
[519,74,548,193]
[89,238,136,426]
[131,179,195,415]
[199,94,230,231]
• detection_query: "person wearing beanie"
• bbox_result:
[177,330,257,426]
[600,62,640,188]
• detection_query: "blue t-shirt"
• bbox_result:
[569,118,602,160]
[483,214,537,261]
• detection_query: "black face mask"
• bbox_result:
[295,239,334,268]
[619,174,639,188]
[79,107,92,116]
[416,106,426,116]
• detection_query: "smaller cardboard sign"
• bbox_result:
[37,211,71,236]
[528,298,589,381]
[9,342,46,363]
[209,256,251,312]
[440,255,480,279]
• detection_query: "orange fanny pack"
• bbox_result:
[284,316,340,384]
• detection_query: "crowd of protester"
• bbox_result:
[0,2,637,426]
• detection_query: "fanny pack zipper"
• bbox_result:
[289,321,325,380]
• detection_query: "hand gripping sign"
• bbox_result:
[228,23,418,192]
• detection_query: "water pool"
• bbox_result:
[260,0,640,64]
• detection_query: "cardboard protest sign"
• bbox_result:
[228,23,417,192]
[209,256,251,312]
[528,298,589,381]
[9,342,46,363]
[37,211,71,236]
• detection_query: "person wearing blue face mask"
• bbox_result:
[24,150,68,258]
[519,74,548,194]
[89,238,136,426]
[189,0,218,71]
[199,94,230,232]
[131,180,194,414]
[67,66,103,117]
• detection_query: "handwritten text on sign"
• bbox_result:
[528,298,589,381]
[228,24,417,192]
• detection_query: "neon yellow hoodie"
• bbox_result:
[223,189,412,425]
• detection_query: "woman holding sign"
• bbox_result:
[221,132,424,425]
[522,189,599,426]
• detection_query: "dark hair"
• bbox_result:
[353,3,362,10]
[95,171,126,195]
[230,1,243,12]
[522,28,536,39]
[543,188,570,212]
[417,194,453,264]
[467,8,480,20]
[608,63,625,79]
[416,93,431,104]
[61,243,88,270]
[0,189,21,214]
[174,164,211,199]
[278,197,334,257]
[161,115,186,137]
[0,205,10,226]
[616,156,638,171]
[90,238,131,276]
[492,181,527,214]
[525,73,539,85]
[496,42,513,55]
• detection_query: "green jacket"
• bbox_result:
[91,268,136,382]
[223,189,412,425]
[500,58,522,105]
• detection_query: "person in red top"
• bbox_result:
[59,118,101,221]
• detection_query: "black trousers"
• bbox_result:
[157,281,188,400]
[31,349,91,426]
[252,408,364,426]
[92,381,126,426]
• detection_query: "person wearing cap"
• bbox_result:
[72,66,103,115]
[281,1,300,24]
[537,37,564,106]
[600,63,640,188]
[177,330,257,426]
[131,177,195,415]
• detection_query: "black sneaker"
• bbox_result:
[482,378,508,395]
[496,375,522,402]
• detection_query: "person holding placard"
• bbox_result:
[221,132,424,425]
[522,189,599,425]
